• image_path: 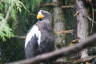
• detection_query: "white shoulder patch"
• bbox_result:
[25,25,41,48]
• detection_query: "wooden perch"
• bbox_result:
[8,33,96,64]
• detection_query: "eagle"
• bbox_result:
[25,10,55,61]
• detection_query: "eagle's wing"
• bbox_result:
[25,25,41,58]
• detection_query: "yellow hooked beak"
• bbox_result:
[37,12,44,19]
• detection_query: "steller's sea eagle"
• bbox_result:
[25,10,55,61]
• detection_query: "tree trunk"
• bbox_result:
[76,0,89,59]
[52,0,65,48]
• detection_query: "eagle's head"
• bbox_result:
[37,10,52,21]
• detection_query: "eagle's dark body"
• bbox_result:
[25,21,55,58]
[25,10,55,60]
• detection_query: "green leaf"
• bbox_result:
[0,19,14,41]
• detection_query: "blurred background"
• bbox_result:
[0,0,95,63]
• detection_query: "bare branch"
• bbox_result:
[42,3,74,8]
[13,36,26,39]
[73,56,96,63]
[13,30,73,39]
[42,2,58,7]
[61,5,74,9]
[8,33,96,64]
[55,30,73,35]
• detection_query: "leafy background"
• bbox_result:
[0,0,95,63]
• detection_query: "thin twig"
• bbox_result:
[86,16,96,24]
[74,11,96,24]
[73,56,96,63]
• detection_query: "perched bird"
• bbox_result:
[25,10,55,61]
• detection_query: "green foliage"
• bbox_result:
[0,0,44,62]
[14,0,27,12]
[0,14,14,41]
[24,0,43,12]
[0,3,4,11]
[31,0,42,11]
[0,21,14,41]
[0,0,28,41]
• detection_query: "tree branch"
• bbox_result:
[61,5,74,9]
[8,33,96,64]
[42,3,74,8]
[73,56,96,64]
[13,30,73,39]
[55,30,73,35]
[42,2,58,7]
